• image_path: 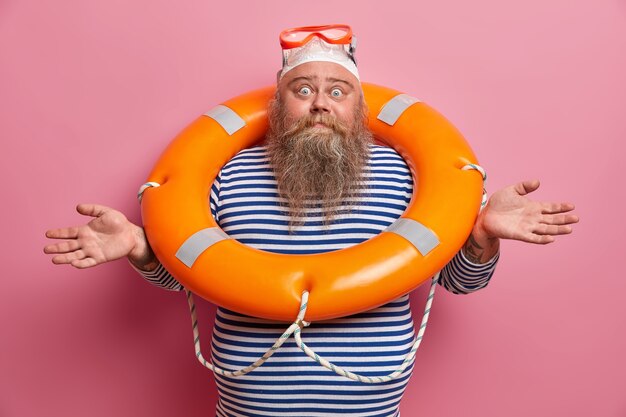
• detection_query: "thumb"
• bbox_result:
[515,179,540,196]
[76,203,110,218]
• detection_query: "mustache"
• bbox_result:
[282,113,350,137]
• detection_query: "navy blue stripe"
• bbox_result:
[213,324,413,340]
[214,368,413,387]
[218,395,402,414]
[214,378,409,397]
[214,355,409,368]
[225,227,385,236]
[220,175,276,185]
[219,211,399,223]
[365,162,411,170]
[219,198,409,211]
[220,182,412,193]
[218,299,409,317]
[220,160,275,169]
[216,387,405,405]
[220,169,410,182]
[215,315,413,330]
[210,330,416,348]
[211,343,413,359]
[214,368,407,378]
[217,401,400,417]
[220,167,274,177]
[221,191,411,203]
[235,237,369,246]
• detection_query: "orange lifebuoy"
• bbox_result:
[140,83,483,321]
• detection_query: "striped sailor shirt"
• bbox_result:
[138,145,499,417]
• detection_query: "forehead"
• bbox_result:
[279,61,360,89]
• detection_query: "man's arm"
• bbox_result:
[462,227,499,265]
[126,224,159,271]
[439,179,578,294]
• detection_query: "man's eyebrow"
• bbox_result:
[326,78,355,89]
[287,76,316,86]
[287,75,355,90]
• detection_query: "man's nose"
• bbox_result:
[310,94,331,114]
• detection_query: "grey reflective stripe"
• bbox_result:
[204,105,246,135]
[176,228,230,267]
[385,218,439,256]
[376,94,420,126]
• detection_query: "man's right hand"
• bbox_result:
[44,204,158,271]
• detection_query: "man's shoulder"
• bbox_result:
[232,145,269,159]
[368,144,407,164]
[221,145,270,171]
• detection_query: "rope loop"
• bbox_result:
[185,272,441,383]
[137,182,161,203]
[462,163,487,181]
[461,164,488,210]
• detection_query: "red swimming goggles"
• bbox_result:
[279,24,353,50]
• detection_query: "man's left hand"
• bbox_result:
[475,179,579,244]
[462,179,579,264]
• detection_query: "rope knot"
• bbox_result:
[295,318,310,329]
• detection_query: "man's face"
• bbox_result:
[276,61,362,130]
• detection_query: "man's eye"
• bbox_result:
[299,87,312,96]
[330,88,343,98]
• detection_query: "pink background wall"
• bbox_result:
[1,0,624,416]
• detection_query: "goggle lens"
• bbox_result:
[280,25,352,49]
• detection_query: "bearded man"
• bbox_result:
[44,25,578,417]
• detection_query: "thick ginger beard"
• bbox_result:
[266,93,373,227]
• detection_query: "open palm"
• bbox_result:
[44,204,140,268]
[479,180,578,244]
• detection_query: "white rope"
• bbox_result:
[185,272,439,383]
[185,289,309,377]
[461,164,488,210]
[293,272,440,383]
[137,182,161,203]
[180,163,487,381]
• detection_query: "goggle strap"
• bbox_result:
[348,36,358,65]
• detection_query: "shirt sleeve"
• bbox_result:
[130,261,183,291]
[132,173,222,291]
[438,249,500,294]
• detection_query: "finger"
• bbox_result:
[533,224,573,236]
[71,258,98,269]
[44,240,80,254]
[541,202,576,214]
[540,213,580,225]
[76,203,110,218]
[521,234,555,244]
[515,179,540,196]
[51,250,86,264]
[46,227,79,239]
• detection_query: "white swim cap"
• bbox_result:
[280,35,359,81]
